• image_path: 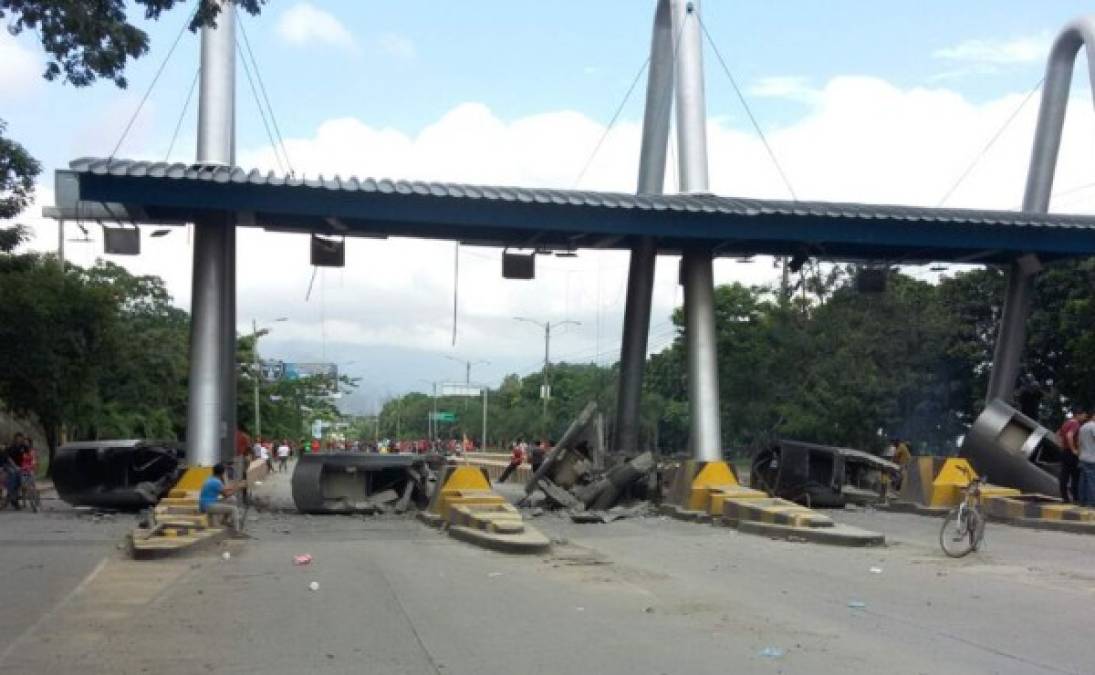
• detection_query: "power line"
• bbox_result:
[108,8,195,161]
[936,77,1044,207]
[696,14,798,201]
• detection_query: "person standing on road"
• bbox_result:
[498,439,525,483]
[530,440,547,475]
[1077,415,1095,507]
[1057,408,1087,503]
[199,463,245,536]
[276,440,291,473]
[5,433,28,509]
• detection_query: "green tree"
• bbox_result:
[0,0,265,218]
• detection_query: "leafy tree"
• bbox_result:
[0,0,266,218]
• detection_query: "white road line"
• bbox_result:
[0,555,110,665]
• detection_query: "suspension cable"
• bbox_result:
[572,56,651,188]
[108,8,195,161]
[697,14,798,201]
[936,77,1044,207]
[164,67,200,163]
[236,36,286,174]
[236,7,295,176]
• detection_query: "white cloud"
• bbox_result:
[0,31,43,98]
[16,75,1095,404]
[375,32,415,60]
[748,76,819,104]
[933,32,1051,65]
[276,2,356,51]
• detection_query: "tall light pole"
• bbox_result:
[443,355,488,421]
[417,379,438,442]
[251,317,286,440]
[514,317,580,425]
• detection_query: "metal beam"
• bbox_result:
[672,0,722,461]
[614,0,674,454]
[987,15,1095,404]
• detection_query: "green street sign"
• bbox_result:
[431,411,457,423]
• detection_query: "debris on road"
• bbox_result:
[293,554,313,566]
[523,402,656,517]
[309,581,320,591]
[758,646,785,659]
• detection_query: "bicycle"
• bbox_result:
[939,465,986,558]
[0,463,38,512]
[18,468,40,513]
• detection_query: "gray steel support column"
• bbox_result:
[186,216,229,466]
[614,0,674,454]
[197,1,236,167]
[987,16,1095,403]
[186,0,236,467]
[671,0,721,461]
[222,226,237,460]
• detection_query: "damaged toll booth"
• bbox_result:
[52,439,185,510]
[291,453,435,514]
[960,399,1062,496]
[750,440,899,507]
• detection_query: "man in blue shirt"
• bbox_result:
[199,463,242,534]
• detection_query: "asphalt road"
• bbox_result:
[3,466,1094,674]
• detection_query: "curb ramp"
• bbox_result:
[418,464,550,554]
[661,460,884,546]
[887,457,1095,533]
[129,466,228,559]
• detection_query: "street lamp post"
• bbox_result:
[251,317,287,441]
[514,317,580,430]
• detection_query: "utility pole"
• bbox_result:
[514,317,580,432]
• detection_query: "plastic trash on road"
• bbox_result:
[309,581,320,591]
[758,647,785,659]
[293,554,313,566]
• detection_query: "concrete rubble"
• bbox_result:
[522,402,656,523]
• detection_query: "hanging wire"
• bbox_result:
[108,8,195,161]
[452,243,460,346]
[936,77,1044,207]
[164,67,200,162]
[236,7,295,175]
[237,37,286,174]
[696,14,798,201]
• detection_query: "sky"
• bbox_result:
[5,0,1095,414]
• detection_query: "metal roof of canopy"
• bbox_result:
[47,157,1095,264]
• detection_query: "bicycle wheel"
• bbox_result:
[25,484,40,513]
[940,506,975,557]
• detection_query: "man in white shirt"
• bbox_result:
[1077,418,1095,507]
[276,441,290,473]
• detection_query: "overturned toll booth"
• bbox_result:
[960,399,1061,497]
[291,453,435,514]
[52,440,185,510]
[750,440,899,508]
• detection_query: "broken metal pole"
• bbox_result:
[615,0,674,455]
[987,16,1095,403]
